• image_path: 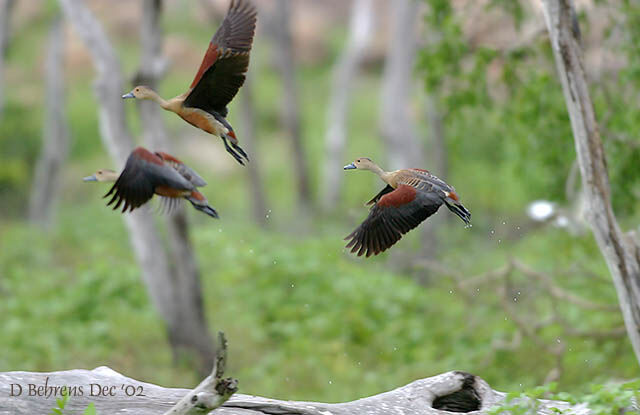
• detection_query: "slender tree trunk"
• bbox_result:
[0,0,16,117]
[379,0,424,170]
[58,0,214,372]
[239,74,268,226]
[28,17,69,229]
[322,0,374,209]
[134,0,214,373]
[542,0,640,365]
[272,0,312,211]
[380,0,432,259]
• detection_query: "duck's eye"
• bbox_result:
[356,159,361,162]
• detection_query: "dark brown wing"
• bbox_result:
[366,184,394,206]
[183,0,257,113]
[345,185,443,257]
[155,151,207,187]
[104,148,193,213]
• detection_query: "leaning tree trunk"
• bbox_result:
[272,0,312,212]
[0,0,16,117]
[28,16,69,229]
[379,0,424,170]
[57,0,214,371]
[134,0,215,373]
[541,0,640,365]
[322,0,374,209]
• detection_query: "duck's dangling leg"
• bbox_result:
[222,134,245,165]
[231,141,249,162]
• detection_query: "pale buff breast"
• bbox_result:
[178,107,228,137]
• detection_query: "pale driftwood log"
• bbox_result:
[28,16,69,229]
[57,0,213,370]
[134,0,215,373]
[541,0,640,365]
[0,368,591,415]
[322,0,374,209]
[0,0,15,117]
[379,0,424,170]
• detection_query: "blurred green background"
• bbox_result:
[0,0,639,404]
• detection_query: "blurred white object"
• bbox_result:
[527,200,556,221]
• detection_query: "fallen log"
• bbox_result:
[0,368,589,415]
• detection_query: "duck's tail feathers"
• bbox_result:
[445,199,471,225]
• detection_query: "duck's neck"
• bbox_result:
[146,89,172,110]
[369,165,393,186]
[103,170,119,182]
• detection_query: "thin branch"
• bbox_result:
[162,333,237,415]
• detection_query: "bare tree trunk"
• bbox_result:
[239,74,268,226]
[322,0,374,209]
[380,0,432,259]
[379,0,423,170]
[57,0,214,371]
[0,0,16,117]
[272,0,312,211]
[28,17,69,229]
[134,0,214,373]
[541,0,640,365]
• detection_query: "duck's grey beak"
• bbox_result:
[83,175,97,182]
[122,92,135,99]
[344,163,357,170]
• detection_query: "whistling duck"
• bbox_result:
[83,147,218,218]
[343,158,470,257]
[122,0,257,165]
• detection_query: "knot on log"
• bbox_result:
[432,372,481,412]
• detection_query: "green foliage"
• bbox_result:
[419,0,640,216]
[49,390,69,415]
[489,380,640,415]
[0,101,42,217]
[83,403,97,415]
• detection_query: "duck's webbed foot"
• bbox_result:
[222,136,245,165]
[222,135,248,165]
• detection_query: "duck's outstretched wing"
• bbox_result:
[345,185,443,257]
[155,151,207,187]
[104,148,192,213]
[183,0,257,114]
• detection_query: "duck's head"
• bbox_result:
[122,85,155,100]
[83,169,118,183]
[344,157,376,171]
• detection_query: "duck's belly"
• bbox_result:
[179,108,227,137]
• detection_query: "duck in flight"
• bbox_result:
[84,147,218,218]
[343,157,470,257]
[122,0,257,165]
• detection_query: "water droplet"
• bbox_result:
[449,290,453,294]
[556,338,561,343]
[328,380,332,385]
[498,239,502,243]
[502,221,506,225]
[513,297,517,302]
[249,249,254,254]
[273,260,277,265]
[517,226,521,230]
[218,228,222,233]
[291,283,295,288]
[490,230,495,234]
